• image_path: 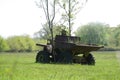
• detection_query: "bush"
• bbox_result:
[0,36,9,52]
[7,35,36,52]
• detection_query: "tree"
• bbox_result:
[75,22,109,45]
[35,0,56,42]
[0,36,9,52]
[58,0,87,35]
[110,26,120,47]
[35,0,58,57]
[34,24,68,39]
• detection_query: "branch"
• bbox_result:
[58,2,68,15]
[51,0,56,23]
[46,0,51,30]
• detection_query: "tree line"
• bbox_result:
[0,35,43,52]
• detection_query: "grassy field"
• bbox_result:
[0,51,120,80]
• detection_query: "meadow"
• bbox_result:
[0,51,120,80]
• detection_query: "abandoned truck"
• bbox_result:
[36,33,103,65]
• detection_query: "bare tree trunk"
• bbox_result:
[69,0,71,36]
[46,0,56,61]
[51,0,56,62]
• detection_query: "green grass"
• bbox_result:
[0,51,120,80]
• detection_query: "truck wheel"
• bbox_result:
[86,53,95,65]
[36,51,50,63]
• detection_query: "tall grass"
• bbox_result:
[0,51,120,80]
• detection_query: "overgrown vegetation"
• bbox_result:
[0,51,120,80]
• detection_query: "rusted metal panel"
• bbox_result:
[71,44,103,55]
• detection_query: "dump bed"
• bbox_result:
[71,44,103,55]
[55,41,103,55]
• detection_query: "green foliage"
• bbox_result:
[34,24,68,39]
[7,35,36,52]
[75,22,108,45]
[0,52,120,80]
[53,24,69,36]
[75,22,120,49]
[112,26,120,47]
[0,36,9,52]
[105,26,120,49]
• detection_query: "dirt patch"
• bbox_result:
[116,51,120,63]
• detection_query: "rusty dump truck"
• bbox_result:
[36,34,103,65]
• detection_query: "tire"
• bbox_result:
[86,53,95,65]
[36,51,50,63]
